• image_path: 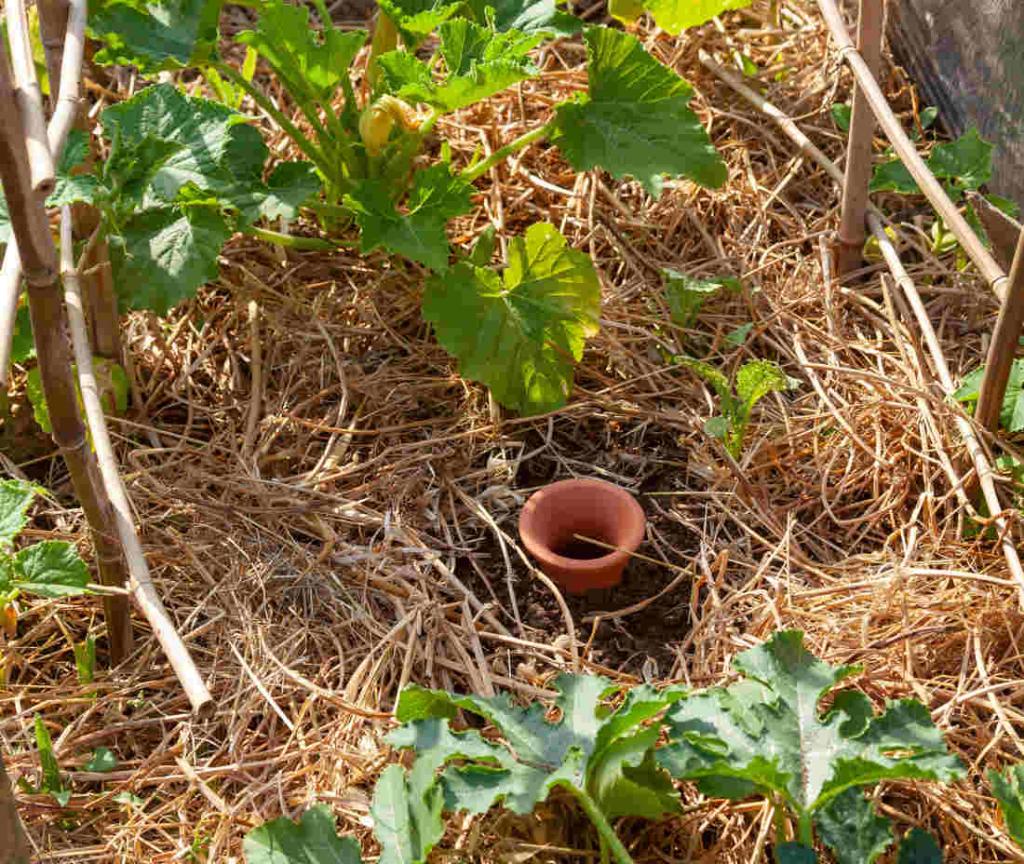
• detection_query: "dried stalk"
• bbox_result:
[4,0,56,194]
[0,45,134,660]
[701,48,1024,605]
[0,754,30,864]
[61,210,213,715]
[0,0,86,383]
[815,0,1009,298]
[35,0,68,100]
[836,0,882,276]
[976,232,1024,433]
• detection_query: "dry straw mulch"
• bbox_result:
[3,1,1023,861]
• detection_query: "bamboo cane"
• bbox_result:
[815,0,1009,299]
[35,0,68,99]
[4,0,56,194]
[975,232,1024,433]
[61,210,214,715]
[0,0,86,384]
[0,45,134,660]
[836,0,883,276]
[700,49,1024,607]
[0,753,31,864]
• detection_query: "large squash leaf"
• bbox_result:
[236,2,366,104]
[815,788,894,864]
[242,804,362,864]
[422,222,600,414]
[991,764,1024,849]
[553,27,726,197]
[382,675,685,863]
[89,0,223,72]
[637,0,751,34]
[378,0,462,46]
[3,541,90,599]
[658,631,963,819]
[464,0,580,34]
[0,479,36,549]
[378,18,541,112]
[344,163,473,271]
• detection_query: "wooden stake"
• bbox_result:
[837,0,883,277]
[0,753,31,864]
[0,45,134,660]
[976,231,1024,433]
[816,0,1009,299]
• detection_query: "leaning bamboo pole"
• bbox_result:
[0,754,30,864]
[976,233,1024,433]
[836,0,883,276]
[0,0,86,383]
[699,49,1024,606]
[61,211,214,714]
[0,44,134,660]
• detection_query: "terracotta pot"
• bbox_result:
[518,478,646,594]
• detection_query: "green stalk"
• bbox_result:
[796,812,814,848]
[242,225,341,250]
[571,789,634,864]
[209,63,333,179]
[461,121,553,183]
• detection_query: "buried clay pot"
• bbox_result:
[517,478,646,594]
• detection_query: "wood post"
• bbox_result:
[976,231,1024,433]
[0,753,31,864]
[0,45,133,661]
[837,0,884,277]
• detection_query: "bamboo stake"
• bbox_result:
[0,753,31,864]
[0,0,86,384]
[815,0,1009,299]
[0,45,134,660]
[35,0,68,100]
[4,0,56,194]
[700,50,1024,606]
[836,0,883,276]
[976,232,1024,433]
[61,210,213,715]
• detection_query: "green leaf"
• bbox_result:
[47,130,99,208]
[677,357,733,407]
[637,0,752,35]
[344,163,473,271]
[378,0,462,46]
[391,676,683,824]
[704,415,730,440]
[12,541,91,598]
[870,158,918,194]
[920,107,938,130]
[243,804,363,864]
[34,716,70,806]
[990,765,1024,848]
[928,127,992,191]
[371,753,446,863]
[84,747,118,773]
[815,788,894,864]
[831,103,851,133]
[663,270,739,327]
[89,0,223,72]
[464,0,581,35]
[897,829,942,864]
[777,844,817,864]
[378,19,540,112]
[25,366,51,434]
[237,3,366,104]
[259,162,323,222]
[736,359,791,413]
[725,322,753,346]
[74,636,96,687]
[953,360,1024,433]
[422,222,600,414]
[109,205,231,314]
[101,83,268,216]
[0,479,36,549]
[468,226,497,266]
[553,27,726,197]
[658,631,963,817]
[11,298,34,364]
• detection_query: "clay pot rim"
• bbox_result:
[518,478,645,574]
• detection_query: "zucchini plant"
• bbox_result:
[241,631,958,864]
[68,0,747,414]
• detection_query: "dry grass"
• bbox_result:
[3,1,1024,861]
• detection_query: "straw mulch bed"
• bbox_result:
[2,1,1023,861]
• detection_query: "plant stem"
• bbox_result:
[796,811,814,848]
[461,121,553,183]
[242,225,342,250]
[572,789,634,864]
[0,752,31,864]
[209,62,334,180]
